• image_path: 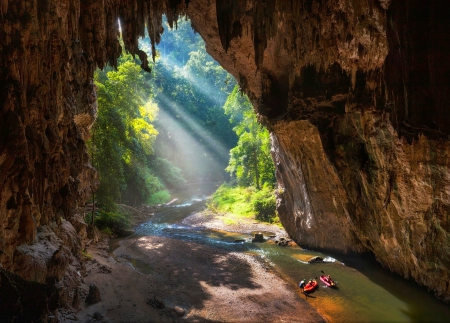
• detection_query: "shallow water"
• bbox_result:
[120,183,450,322]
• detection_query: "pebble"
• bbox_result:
[173,306,185,317]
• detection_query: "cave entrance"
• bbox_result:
[90,16,275,211]
[139,17,238,184]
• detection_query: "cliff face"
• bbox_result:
[0,0,187,319]
[0,0,449,318]
[187,0,450,301]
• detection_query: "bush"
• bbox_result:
[147,190,171,205]
[208,183,279,224]
[207,183,254,217]
[94,210,130,234]
[252,195,276,222]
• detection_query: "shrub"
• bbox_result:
[252,194,276,222]
[208,183,279,224]
[147,190,171,205]
[94,210,130,234]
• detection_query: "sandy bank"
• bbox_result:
[69,211,325,322]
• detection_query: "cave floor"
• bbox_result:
[68,214,325,323]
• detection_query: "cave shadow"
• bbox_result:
[334,251,450,322]
[118,234,265,317]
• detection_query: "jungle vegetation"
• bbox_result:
[89,18,277,232]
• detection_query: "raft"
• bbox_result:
[320,275,336,287]
[303,280,318,293]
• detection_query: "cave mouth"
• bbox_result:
[89,15,255,210]
[2,0,450,320]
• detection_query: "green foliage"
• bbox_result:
[82,250,93,260]
[223,85,275,189]
[94,210,131,234]
[252,187,277,222]
[208,183,279,224]
[140,18,238,181]
[147,190,171,205]
[121,165,165,206]
[207,183,255,217]
[89,52,186,210]
[149,157,186,188]
[100,227,113,235]
[89,53,158,209]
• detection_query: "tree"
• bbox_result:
[140,18,238,181]
[88,53,161,209]
[223,85,275,189]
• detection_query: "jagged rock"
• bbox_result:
[97,264,112,274]
[190,0,450,302]
[308,256,324,264]
[252,233,264,243]
[0,268,59,322]
[85,284,101,305]
[92,312,104,321]
[72,288,80,308]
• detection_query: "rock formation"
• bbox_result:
[188,0,450,302]
[0,0,187,319]
[0,0,449,319]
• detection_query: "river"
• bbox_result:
[116,183,450,322]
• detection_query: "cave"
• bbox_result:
[1,0,450,320]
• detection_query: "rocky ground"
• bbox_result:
[67,211,326,323]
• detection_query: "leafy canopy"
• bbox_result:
[89,53,176,210]
[140,18,237,181]
[223,85,275,189]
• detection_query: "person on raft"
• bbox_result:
[299,279,306,291]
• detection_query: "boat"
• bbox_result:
[320,275,336,287]
[303,280,318,293]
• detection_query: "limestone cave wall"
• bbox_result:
[0,0,187,319]
[0,0,449,319]
[188,0,450,301]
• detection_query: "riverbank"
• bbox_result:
[70,210,326,322]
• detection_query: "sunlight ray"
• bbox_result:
[155,107,227,179]
[159,55,228,107]
[156,92,230,161]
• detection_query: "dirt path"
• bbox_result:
[69,212,326,323]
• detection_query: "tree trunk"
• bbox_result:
[253,149,260,190]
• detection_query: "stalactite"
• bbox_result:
[0,0,8,17]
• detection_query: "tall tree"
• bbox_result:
[89,54,161,209]
[140,18,238,181]
[223,85,275,189]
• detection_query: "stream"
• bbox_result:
[113,183,450,322]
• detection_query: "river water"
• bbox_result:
[121,183,450,322]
